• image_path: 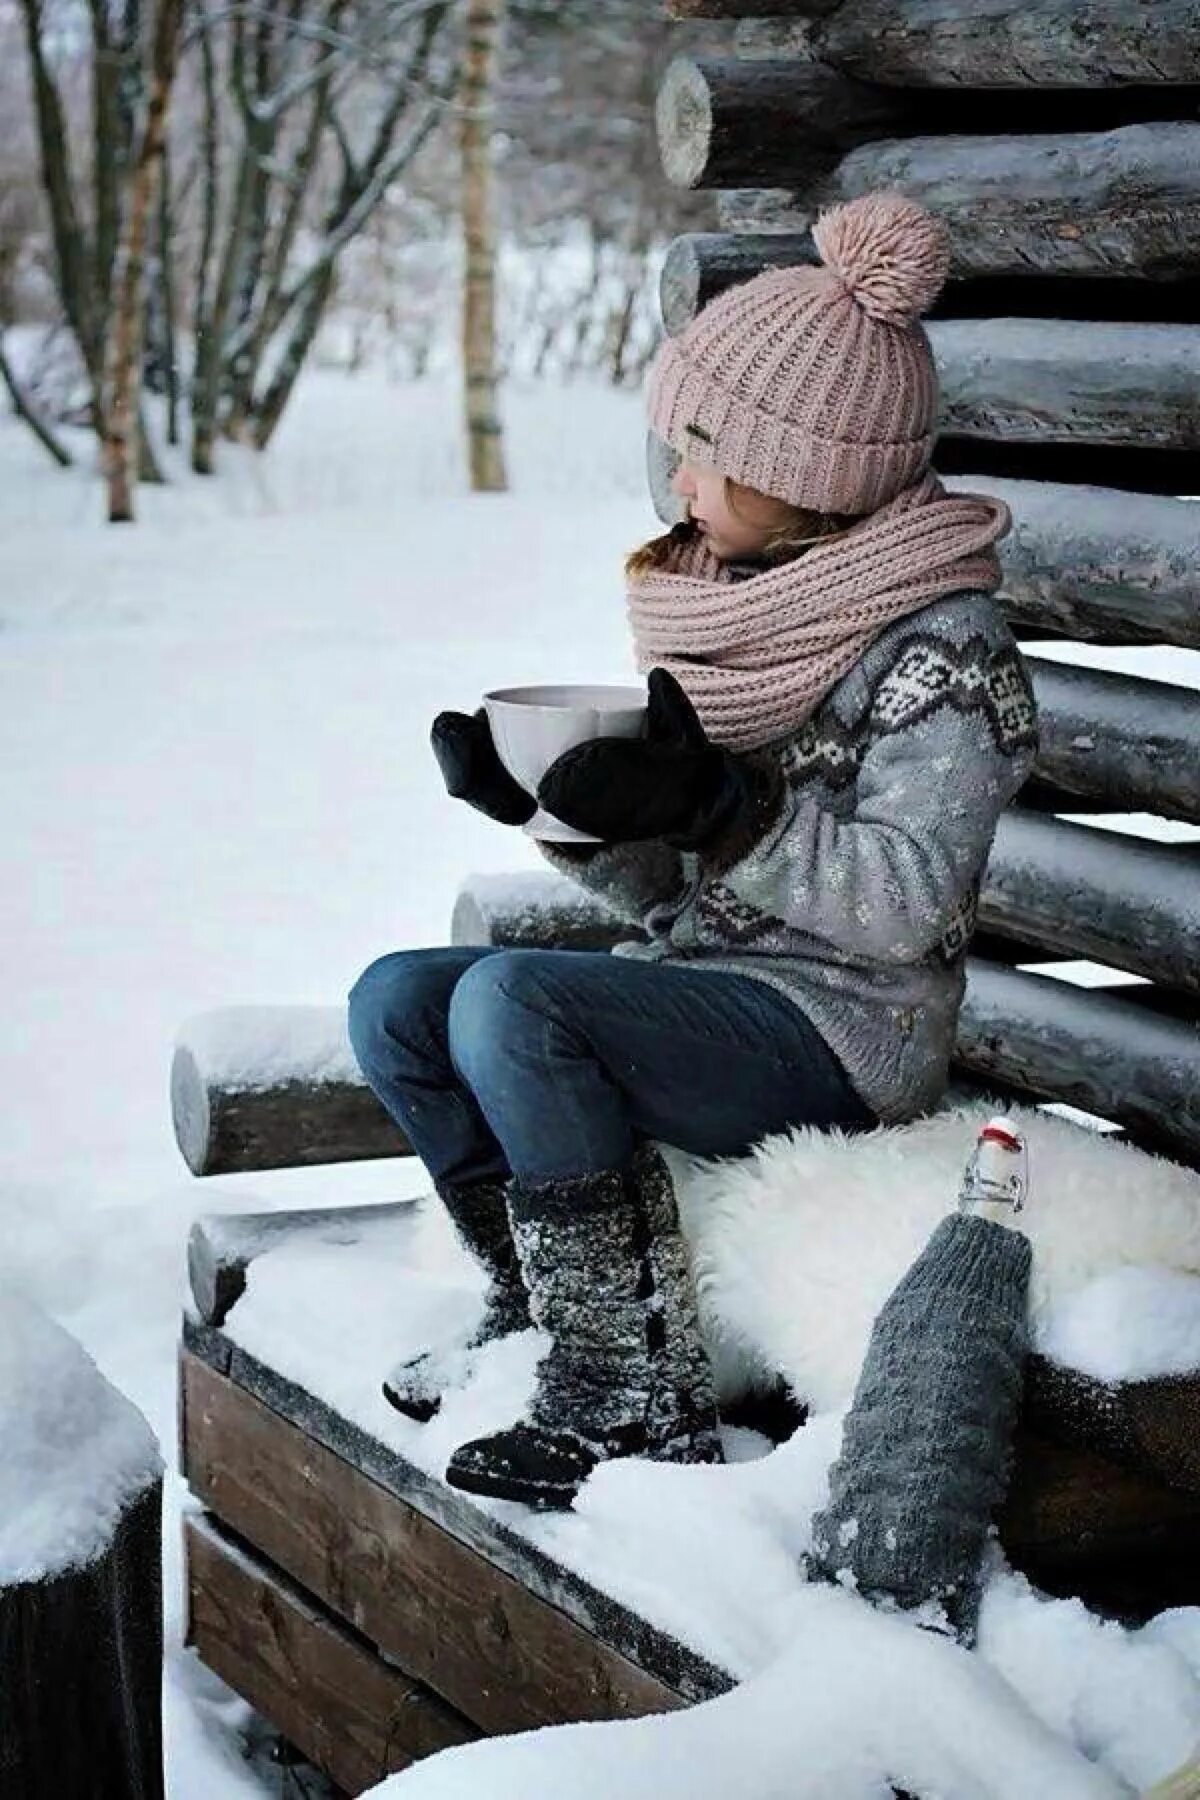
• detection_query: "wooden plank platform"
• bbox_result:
[180,1314,1200,1793]
[185,1516,478,1794]
[179,1319,730,1755]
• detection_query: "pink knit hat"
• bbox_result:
[646,190,951,516]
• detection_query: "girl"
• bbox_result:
[348,190,1040,1512]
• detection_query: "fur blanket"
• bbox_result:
[663,1093,1200,1411]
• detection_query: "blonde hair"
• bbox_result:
[625,474,862,578]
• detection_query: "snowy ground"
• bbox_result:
[2,370,1199,1796]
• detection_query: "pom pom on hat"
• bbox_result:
[812,191,950,327]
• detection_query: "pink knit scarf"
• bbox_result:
[626,470,1012,752]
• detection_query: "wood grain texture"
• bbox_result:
[179,1350,723,1732]
[658,54,1197,190]
[1024,659,1200,824]
[955,961,1200,1167]
[716,122,1200,281]
[171,1041,409,1175]
[450,884,643,952]
[185,1516,477,1795]
[0,1481,165,1800]
[1024,1361,1200,1498]
[658,232,1200,336]
[736,3,1200,87]
[980,810,1200,993]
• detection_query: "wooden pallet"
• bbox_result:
[179,1317,732,1795]
[180,1313,1200,1795]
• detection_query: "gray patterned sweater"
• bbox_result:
[537,588,1040,1126]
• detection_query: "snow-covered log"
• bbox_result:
[0,1296,164,1798]
[955,961,1200,1164]
[658,232,1200,338]
[733,3,1200,87]
[1022,660,1200,824]
[188,1200,423,1327]
[450,868,643,951]
[715,122,1200,282]
[658,56,1200,193]
[171,1006,409,1175]
[979,811,1200,992]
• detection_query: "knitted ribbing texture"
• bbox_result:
[626,468,1011,752]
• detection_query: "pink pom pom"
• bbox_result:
[811,191,950,327]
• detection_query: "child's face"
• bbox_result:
[669,457,792,561]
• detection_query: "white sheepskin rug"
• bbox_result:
[662,1093,1200,1412]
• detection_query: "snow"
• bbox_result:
[1041,1266,1200,1384]
[178,1005,365,1090]
[222,1203,1200,1796]
[0,1288,162,1584]
[3,368,1200,1796]
[370,1583,1132,1800]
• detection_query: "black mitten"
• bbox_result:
[431,708,537,827]
[536,668,754,850]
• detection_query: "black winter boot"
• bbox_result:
[443,1142,724,1509]
[383,1175,532,1421]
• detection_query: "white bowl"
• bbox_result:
[483,682,648,842]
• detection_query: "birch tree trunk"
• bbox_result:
[461,0,507,492]
[103,0,185,521]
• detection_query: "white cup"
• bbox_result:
[483,682,649,842]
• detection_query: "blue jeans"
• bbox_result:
[347,946,878,1187]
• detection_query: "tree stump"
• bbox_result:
[0,1294,165,1798]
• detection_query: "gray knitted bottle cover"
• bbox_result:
[806,1211,1032,1644]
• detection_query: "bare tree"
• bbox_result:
[461,0,506,489]
[189,0,457,471]
[103,0,186,520]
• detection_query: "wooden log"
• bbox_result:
[450,869,644,951]
[1025,1359,1200,1499]
[179,1346,728,1725]
[735,5,1200,89]
[1,1303,164,1798]
[929,319,1200,455]
[963,479,1200,649]
[668,0,841,17]
[715,122,1200,281]
[171,1006,409,1175]
[998,1429,1200,1618]
[659,233,1200,337]
[954,959,1200,1165]
[188,1200,423,1328]
[657,55,908,191]
[1023,659,1200,824]
[185,1516,478,1794]
[979,811,1200,993]
[658,56,1200,192]
[647,446,1200,649]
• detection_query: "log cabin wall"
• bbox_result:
[654,0,1200,1166]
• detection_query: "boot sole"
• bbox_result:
[443,1457,580,1511]
[381,1378,441,1424]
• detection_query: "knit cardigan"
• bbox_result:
[536,587,1040,1127]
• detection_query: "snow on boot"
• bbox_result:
[383,1175,532,1421]
[632,1138,725,1468]
[444,1146,724,1510]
